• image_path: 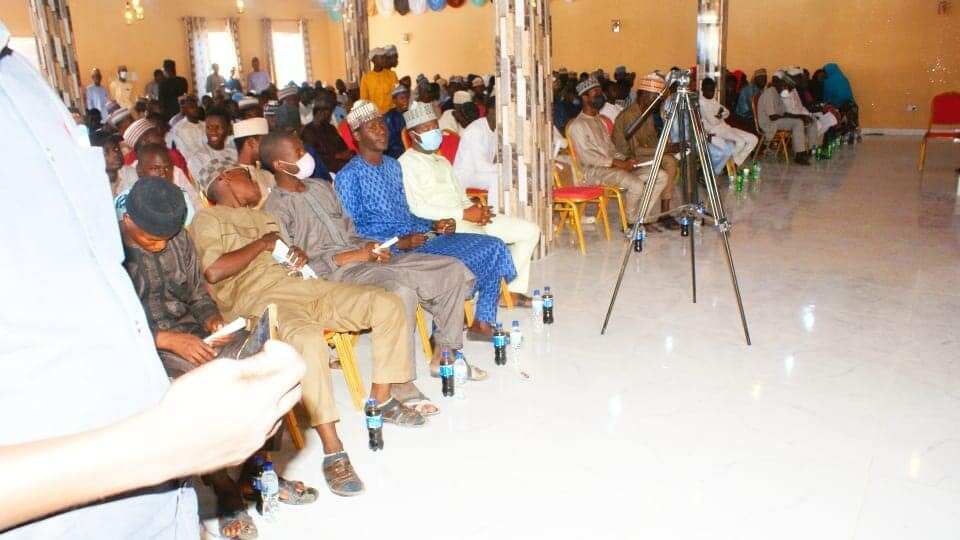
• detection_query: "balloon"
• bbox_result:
[409,0,427,14]
[328,8,343,21]
[470,0,485,5]
[378,0,395,15]
[447,0,465,6]
[428,0,446,10]
[394,0,410,15]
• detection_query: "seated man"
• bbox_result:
[453,96,500,208]
[383,84,410,159]
[115,143,198,225]
[400,101,541,306]
[567,77,668,229]
[735,68,766,129]
[233,116,276,207]
[119,178,317,538]
[613,72,680,229]
[261,131,483,388]
[183,108,238,175]
[334,100,517,340]
[757,71,812,165]
[438,90,471,135]
[699,77,759,168]
[189,158,426,497]
[782,69,832,143]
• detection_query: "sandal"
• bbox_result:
[391,386,440,417]
[278,477,318,505]
[379,397,427,427]
[501,293,533,308]
[430,360,488,381]
[218,509,258,540]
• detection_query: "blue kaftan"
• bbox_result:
[335,155,516,324]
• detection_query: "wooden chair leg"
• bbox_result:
[332,333,365,411]
[500,278,514,308]
[464,299,475,328]
[918,138,928,172]
[415,305,433,363]
[571,202,586,255]
[284,411,305,450]
[612,190,628,232]
[597,197,611,240]
[781,138,790,163]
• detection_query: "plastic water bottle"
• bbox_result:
[542,287,554,325]
[260,461,280,523]
[531,289,544,332]
[510,320,523,351]
[454,350,468,387]
[735,171,744,192]
[365,399,383,451]
[752,163,761,181]
[493,323,507,365]
[440,349,454,397]
[679,216,690,237]
[633,227,645,252]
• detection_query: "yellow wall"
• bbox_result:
[368,3,496,78]
[6,0,958,128]
[1,0,346,96]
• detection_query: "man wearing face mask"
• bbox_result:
[699,77,759,168]
[757,71,811,165]
[400,101,541,307]
[567,77,668,229]
[110,65,135,110]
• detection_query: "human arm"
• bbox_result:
[399,156,470,221]
[179,234,221,327]
[332,241,390,266]
[568,119,615,168]
[189,212,279,284]
[0,340,305,532]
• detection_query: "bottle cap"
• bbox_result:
[442,349,450,357]
[544,286,551,291]
[455,350,464,359]
[365,398,377,407]
[533,288,540,295]
[512,320,519,325]
[263,462,274,471]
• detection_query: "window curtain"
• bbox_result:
[299,19,313,84]
[261,18,277,84]
[182,17,209,95]
[27,0,83,109]
[227,17,243,80]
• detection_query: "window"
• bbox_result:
[8,37,40,70]
[206,21,239,92]
[271,21,307,87]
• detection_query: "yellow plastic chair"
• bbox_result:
[325,330,366,412]
[552,168,611,255]
[565,128,629,233]
[751,94,792,163]
[416,280,512,363]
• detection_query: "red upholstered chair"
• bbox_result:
[600,114,614,135]
[439,130,460,164]
[918,91,960,171]
[338,119,357,152]
[553,167,611,255]
[465,188,488,206]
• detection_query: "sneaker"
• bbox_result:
[322,452,365,497]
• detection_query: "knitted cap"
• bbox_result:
[402,101,437,129]
[106,107,131,128]
[637,72,666,94]
[123,118,155,148]
[576,77,600,96]
[196,157,241,196]
[126,176,187,238]
[346,100,382,130]
[453,90,473,105]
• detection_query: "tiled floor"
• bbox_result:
[201,136,960,539]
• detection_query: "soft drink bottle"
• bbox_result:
[679,216,690,237]
[510,320,522,351]
[260,462,280,522]
[531,289,544,331]
[633,227,645,252]
[440,349,454,396]
[542,287,554,325]
[365,398,383,451]
[493,324,507,365]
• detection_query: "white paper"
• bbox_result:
[272,240,317,279]
[203,317,246,344]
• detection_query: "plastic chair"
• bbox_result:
[324,330,366,412]
[918,91,960,171]
[564,127,629,233]
[439,130,460,164]
[552,167,611,255]
[417,278,514,362]
[401,128,412,150]
[752,94,792,163]
[465,187,488,206]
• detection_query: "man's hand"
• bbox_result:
[203,314,225,334]
[433,218,457,234]
[152,340,306,476]
[157,331,218,366]
[769,114,783,121]
[462,204,489,224]
[611,159,637,172]
[365,241,392,263]
[258,232,280,252]
[397,233,428,250]
[287,246,309,269]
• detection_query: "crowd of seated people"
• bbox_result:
[81,45,544,538]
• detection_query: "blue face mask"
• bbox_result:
[415,129,443,152]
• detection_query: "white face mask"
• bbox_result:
[780,89,791,98]
[119,70,128,80]
[280,153,315,180]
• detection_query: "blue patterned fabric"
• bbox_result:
[384,108,406,159]
[335,155,516,323]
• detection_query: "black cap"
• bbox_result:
[126,177,187,238]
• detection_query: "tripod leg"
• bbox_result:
[601,107,680,335]
[679,103,697,304]
[684,92,752,345]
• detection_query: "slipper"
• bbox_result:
[430,361,488,381]
[218,509,258,540]
[500,294,533,309]
[278,478,319,505]
[392,387,440,416]
[379,397,427,427]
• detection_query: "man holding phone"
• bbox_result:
[261,130,483,403]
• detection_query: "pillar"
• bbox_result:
[340,0,369,87]
[494,0,553,257]
[27,0,83,109]
[696,0,728,93]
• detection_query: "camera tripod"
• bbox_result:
[600,70,751,345]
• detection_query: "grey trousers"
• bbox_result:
[332,252,475,356]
